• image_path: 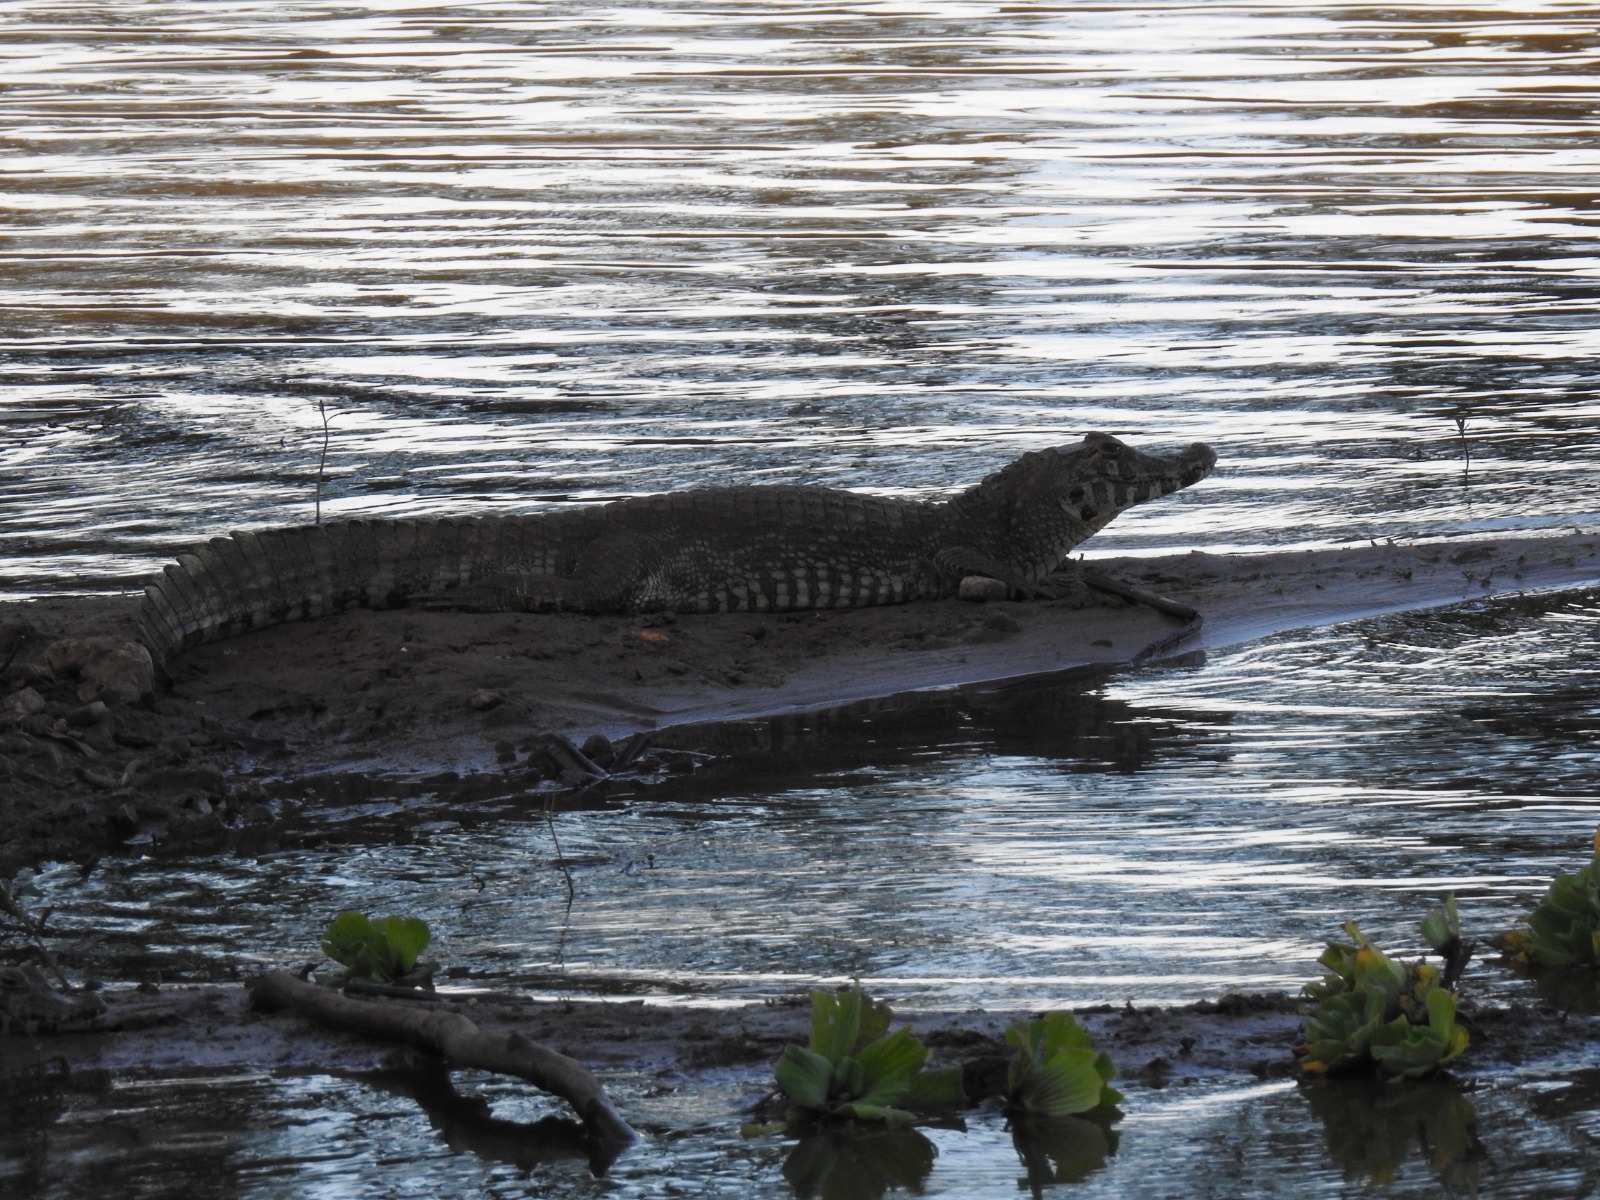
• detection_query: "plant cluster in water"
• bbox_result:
[751,984,1124,1199]
[1004,1011,1122,1117]
[318,911,434,988]
[760,984,966,1129]
[1297,898,1470,1079]
[1500,830,1600,970]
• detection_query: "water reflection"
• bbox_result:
[1009,1111,1120,1197]
[350,1059,618,1178]
[781,1126,937,1200]
[1301,1077,1484,1193]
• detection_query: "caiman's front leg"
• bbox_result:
[933,545,1044,599]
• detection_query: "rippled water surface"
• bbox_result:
[4,0,1600,592]
[5,1,1600,1196]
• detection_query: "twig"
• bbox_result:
[315,396,331,524]
[1080,570,1204,664]
[1454,413,1471,486]
[545,795,576,906]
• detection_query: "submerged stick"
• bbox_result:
[248,970,635,1151]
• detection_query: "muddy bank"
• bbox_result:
[4,980,1595,1130]
[2,533,1597,876]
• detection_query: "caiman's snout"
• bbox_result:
[1167,442,1218,493]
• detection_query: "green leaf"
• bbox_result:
[371,915,429,971]
[1006,1013,1120,1115]
[900,1065,966,1112]
[853,1027,927,1107]
[808,984,892,1065]
[1420,895,1460,956]
[834,1101,916,1125]
[320,910,376,964]
[776,1045,836,1110]
[1023,1048,1111,1116]
[318,911,433,984]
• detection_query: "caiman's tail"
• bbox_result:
[137,517,529,663]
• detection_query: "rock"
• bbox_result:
[65,700,110,727]
[135,763,227,796]
[580,732,615,769]
[44,638,155,704]
[156,737,193,764]
[4,687,47,718]
[466,688,504,712]
[958,576,1009,603]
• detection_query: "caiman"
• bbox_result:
[138,432,1217,661]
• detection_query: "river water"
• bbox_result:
[4,1,1600,1197]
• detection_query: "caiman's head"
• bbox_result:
[951,431,1218,580]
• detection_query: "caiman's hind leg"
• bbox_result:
[414,531,656,615]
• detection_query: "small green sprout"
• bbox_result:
[1297,901,1470,1080]
[319,911,434,987]
[1004,1012,1121,1117]
[762,983,965,1129]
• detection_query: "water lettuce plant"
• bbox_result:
[766,983,965,1128]
[319,910,434,987]
[1298,901,1470,1079]
[1501,830,1600,969]
[1004,1012,1121,1117]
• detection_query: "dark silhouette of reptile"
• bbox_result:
[139,432,1216,661]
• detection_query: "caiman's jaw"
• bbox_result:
[1063,432,1217,525]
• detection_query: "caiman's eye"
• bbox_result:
[1068,487,1084,502]
[1079,504,1098,521]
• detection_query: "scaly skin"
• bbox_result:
[138,432,1217,661]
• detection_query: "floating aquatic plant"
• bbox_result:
[1298,900,1470,1080]
[318,911,434,987]
[1004,1011,1121,1117]
[1501,830,1600,970]
[760,983,965,1130]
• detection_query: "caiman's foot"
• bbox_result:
[957,575,1060,602]
[957,575,1010,602]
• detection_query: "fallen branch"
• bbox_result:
[1080,570,1203,662]
[248,970,635,1152]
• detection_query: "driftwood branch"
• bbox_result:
[248,970,634,1151]
[1081,569,1203,662]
